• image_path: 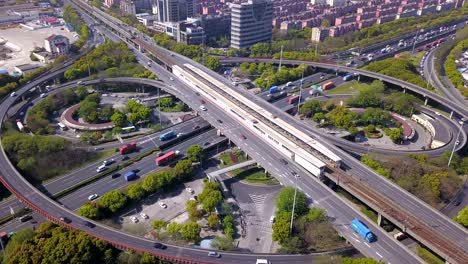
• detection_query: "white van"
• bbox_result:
[96,164,107,173]
[10,92,16,97]
[40,93,47,98]
[256,259,270,264]
[269,216,275,223]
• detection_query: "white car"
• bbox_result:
[158,202,167,208]
[199,105,207,111]
[139,212,149,219]
[131,216,138,223]
[185,187,194,194]
[170,77,174,81]
[88,194,99,201]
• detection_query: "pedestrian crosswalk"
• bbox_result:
[249,194,267,215]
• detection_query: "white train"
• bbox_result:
[173,63,341,177]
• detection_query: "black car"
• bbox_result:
[122,155,129,161]
[280,159,288,165]
[154,243,167,249]
[203,142,211,146]
[83,221,95,228]
[60,216,71,223]
[217,119,223,123]
[111,173,121,179]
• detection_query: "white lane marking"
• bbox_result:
[364,242,370,248]
[353,233,359,238]
[376,252,383,258]
[343,225,348,229]
[353,238,361,243]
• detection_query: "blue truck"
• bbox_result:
[124,171,137,181]
[351,219,376,242]
[343,74,354,81]
[268,86,279,94]
[159,130,176,141]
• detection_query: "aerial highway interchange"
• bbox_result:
[0,1,467,263]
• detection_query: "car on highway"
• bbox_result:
[111,173,120,179]
[122,155,130,161]
[102,159,114,166]
[185,187,194,194]
[455,140,460,145]
[10,92,16,97]
[130,216,139,223]
[192,124,200,130]
[96,165,107,173]
[280,158,288,165]
[208,251,221,258]
[216,119,223,123]
[88,194,99,201]
[60,216,71,223]
[139,212,149,219]
[200,99,205,104]
[199,105,207,111]
[154,243,167,249]
[203,142,210,146]
[83,221,95,228]
[240,134,247,140]
[19,215,32,222]
[158,202,167,208]
[170,77,174,81]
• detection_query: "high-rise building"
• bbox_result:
[230,0,273,49]
[156,0,194,22]
[326,0,345,7]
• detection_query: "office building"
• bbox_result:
[44,35,70,55]
[199,14,231,40]
[230,0,273,49]
[156,0,194,22]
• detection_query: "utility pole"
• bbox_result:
[289,172,300,236]
[278,45,284,73]
[411,29,423,55]
[448,121,464,167]
[157,86,162,128]
[297,67,305,114]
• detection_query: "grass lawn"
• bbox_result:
[233,167,279,185]
[398,51,425,68]
[416,245,445,264]
[326,80,368,95]
[218,150,248,167]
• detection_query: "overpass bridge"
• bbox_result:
[8,1,468,263]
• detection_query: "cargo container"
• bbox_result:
[119,142,137,155]
[268,86,279,94]
[159,130,176,141]
[343,74,353,81]
[322,82,334,90]
[155,150,179,166]
[124,171,137,181]
[351,219,376,242]
[288,95,300,104]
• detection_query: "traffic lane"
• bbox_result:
[0,118,210,218]
[181,65,419,263]
[0,212,47,233]
[257,72,326,98]
[216,112,419,263]
[42,118,210,194]
[57,129,223,210]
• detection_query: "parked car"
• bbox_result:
[130,216,139,223]
[158,202,167,208]
[240,134,247,139]
[192,124,200,129]
[139,212,149,219]
[199,105,207,111]
[185,187,194,194]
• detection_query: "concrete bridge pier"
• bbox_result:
[377,213,384,227]
[449,111,453,119]
[357,75,361,81]
[424,97,428,106]
[402,88,406,93]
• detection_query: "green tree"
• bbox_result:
[180,222,201,242]
[152,219,167,231]
[299,100,322,117]
[320,19,331,27]
[208,213,220,229]
[278,236,307,254]
[275,187,308,216]
[78,202,101,219]
[76,85,88,99]
[173,159,193,180]
[454,205,468,227]
[186,144,205,162]
[166,222,182,235]
[186,200,201,220]
[139,253,157,264]
[2,228,35,262]
[361,108,391,125]
[142,173,159,193]
[342,257,384,264]
[205,56,221,71]
[303,207,327,222]
[127,183,146,200]
[312,112,326,123]
[198,182,222,213]
[272,211,291,243]
[99,190,128,214]
[211,236,235,251]
[110,110,127,127]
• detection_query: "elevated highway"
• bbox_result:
[220,57,468,120]
[1,1,466,263]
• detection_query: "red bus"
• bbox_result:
[322,82,334,90]
[288,95,300,104]
[155,150,178,166]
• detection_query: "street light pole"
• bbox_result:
[448,121,464,167]
[157,87,162,128]
[289,173,299,236]
[411,29,423,55]
[278,45,284,73]
[297,68,305,114]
